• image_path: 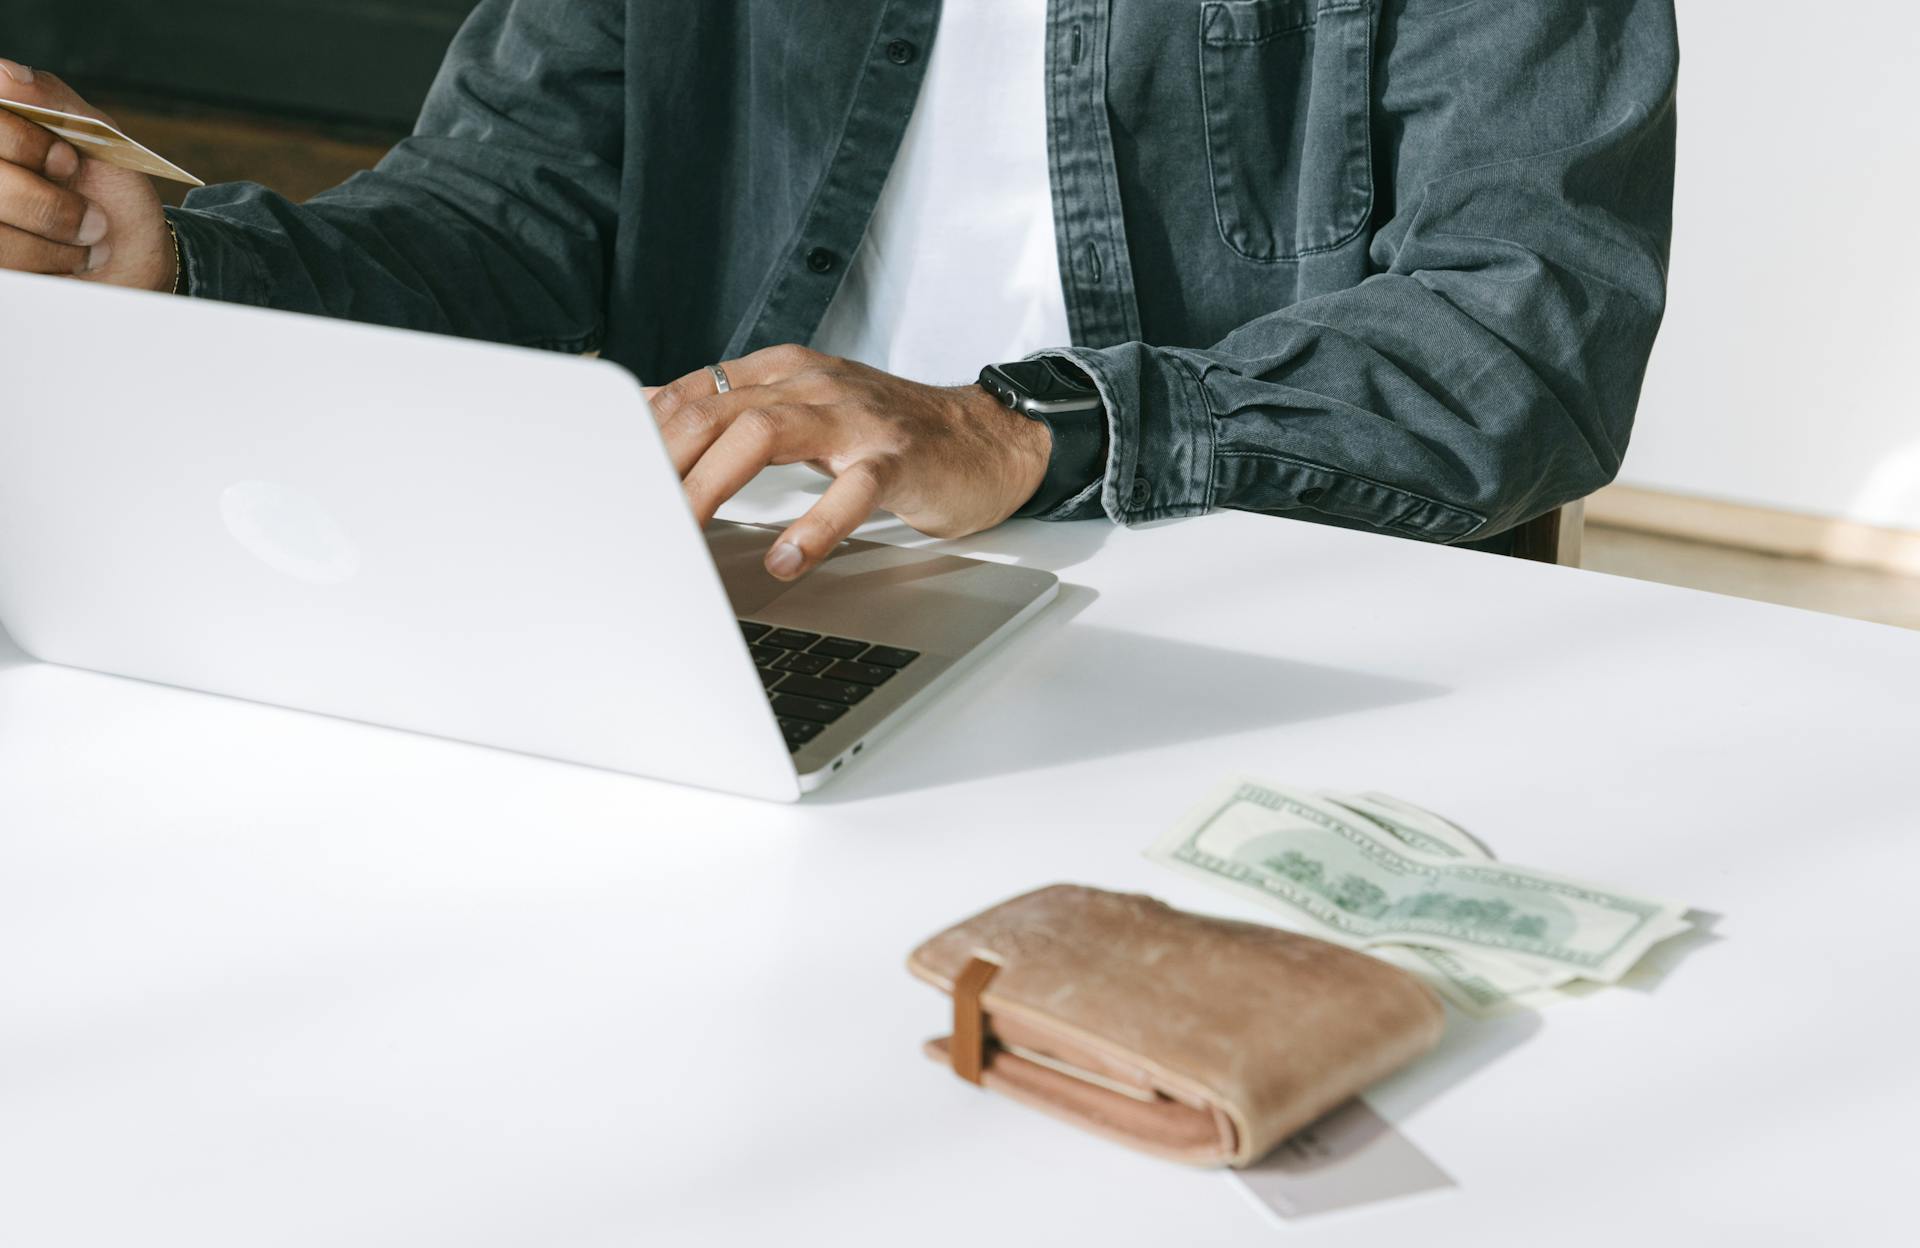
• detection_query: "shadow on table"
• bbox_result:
[0,617,29,671]
[1371,918,1729,1131]
[1558,909,1726,1004]
[819,583,1450,802]
[1378,1002,1543,1129]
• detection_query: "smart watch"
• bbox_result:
[978,358,1109,518]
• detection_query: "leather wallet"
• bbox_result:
[907,884,1446,1167]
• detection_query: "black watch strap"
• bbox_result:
[1014,406,1107,518]
[980,358,1109,519]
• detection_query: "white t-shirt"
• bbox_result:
[811,1,1070,384]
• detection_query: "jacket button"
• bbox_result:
[886,39,918,65]
[1297,487,1326,505]
[1129,476,1152,508]
[805,247,838,274]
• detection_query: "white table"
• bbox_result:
[5,472,1917,1246]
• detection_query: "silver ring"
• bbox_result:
[708,363,732,395]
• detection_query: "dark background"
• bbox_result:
[0,0,474,129]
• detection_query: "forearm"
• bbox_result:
[170,0,623,351]
[1049,230,1667,542]
[1046,0,1679,541]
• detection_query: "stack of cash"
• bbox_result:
[1146,779,1694,1015]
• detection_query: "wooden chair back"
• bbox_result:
[1508,500,1585,566]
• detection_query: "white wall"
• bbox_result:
[1621,1,1920,531]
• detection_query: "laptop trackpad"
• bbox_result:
[707,520,944,618]
[706,521,792,616]
[705,520,1044,655]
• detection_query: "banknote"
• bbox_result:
[1375,943,1580,1014]
[1320,791,1492,862]
[1147,780,1690,988]
[1318,792,1600,1010]
[1313,794,1575,1010]
[0,99,204,186]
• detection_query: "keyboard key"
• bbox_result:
[776,674,871,705]
[861,646,919,669]
[764,628,822,651]
[772,650,834,676]
[739,620,772,643]
[759,668,785,690]
[779,717,824,751]
[771,694,848,725]
[825,659,897,687]
[808,636,869,660]
[748,643,783,668]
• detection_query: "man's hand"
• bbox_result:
[647,345,1052,581]
[0,59,173,291]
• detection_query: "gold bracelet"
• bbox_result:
[166,219,186,295]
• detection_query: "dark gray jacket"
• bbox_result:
[170,0,1678,541]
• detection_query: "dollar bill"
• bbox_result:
[1147,780,1690,990]
[1320,791,1493,862]
[1322,790,1697,1011]
[1373,943,1580,1014]
[1315,792,1581,1011]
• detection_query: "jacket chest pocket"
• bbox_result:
[1199,0,1374,262]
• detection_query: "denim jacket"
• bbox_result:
[170,0,1678,541]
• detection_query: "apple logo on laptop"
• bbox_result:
[219,480,360,586]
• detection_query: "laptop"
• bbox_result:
[0,271,1058,801]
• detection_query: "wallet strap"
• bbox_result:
[950,956,1002,1085]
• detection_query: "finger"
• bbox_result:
[681,404,826,525]
[0,220,89,274]
[646,367,727,426]
[0,160,102,245]
[658,385,801,477]
[0,64,117,125]
[766,460,890,581]
[0,110,78,182]
[647,343,823,423]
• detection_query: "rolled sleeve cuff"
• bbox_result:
[164,206,269,307]
[1028,343,1216,526]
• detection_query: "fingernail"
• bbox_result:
[76,205,108,246]
[44,140,78,180]
[0,59,34,85]
[84,242,111,274]
[766,542,805,580]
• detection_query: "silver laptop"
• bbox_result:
[0,271,1057,801]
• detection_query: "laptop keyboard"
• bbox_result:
[739,620,920,753]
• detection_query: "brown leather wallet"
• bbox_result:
[908,884,1445,1168]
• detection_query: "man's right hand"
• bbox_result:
[0,58,173,292]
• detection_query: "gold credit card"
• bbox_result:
[0,99,204,187]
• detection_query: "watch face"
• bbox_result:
[989,358,1097,403]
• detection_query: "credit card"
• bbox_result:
[0,99,204,187]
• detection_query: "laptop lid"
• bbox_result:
[0,271,800,801]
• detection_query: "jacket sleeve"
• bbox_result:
[1042,0,1678,542]
[166,0,624,354]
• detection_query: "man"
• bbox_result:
[0,0,1677,583]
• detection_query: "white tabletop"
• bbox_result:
[5,471,1916,1246]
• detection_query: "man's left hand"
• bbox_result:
[647,345,1052,581]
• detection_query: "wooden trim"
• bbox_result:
[1507,500,1585,567]
[1588,485,1920,577]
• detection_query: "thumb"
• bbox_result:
[0,58,122,128]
